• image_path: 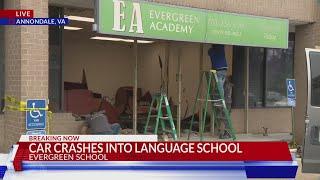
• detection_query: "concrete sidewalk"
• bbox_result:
[295,158,320,180]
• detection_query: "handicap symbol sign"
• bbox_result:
[26,99,46,130]
[286,79,296,107]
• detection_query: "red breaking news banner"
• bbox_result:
[13,141,292,171]
[0,10,34,18]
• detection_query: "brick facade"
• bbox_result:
[3,0,48,152]
[66,0,316,23]
[0,115,4,152]
[50,113,84,134]
[148,0,317,23]
[294,25,312,144]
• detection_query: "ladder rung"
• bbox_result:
[197,99,223,102]
[149,116,170,120]
[160,117,170,120]
[213,104,224,107]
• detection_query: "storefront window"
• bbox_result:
[266,37,294,107]
[232,46,246,108]
[232,33,294,108]
[49,7,63,112]
[0,0,4,112]
[249,48,265,108]
[310,52,320,107]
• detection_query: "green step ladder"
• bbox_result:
[144,93,178,140]
[188,70,236,141]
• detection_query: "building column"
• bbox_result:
[3,0,49,151]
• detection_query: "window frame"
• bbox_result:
[49,6,64,112]
[264,33,295,108]
[248,47,266,108]
[232,33,295,109]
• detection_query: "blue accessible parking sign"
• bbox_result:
[286,79,296,107]
[26,99,46,130]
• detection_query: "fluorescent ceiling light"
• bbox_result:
[137,40,154,44]
[64,26,83,30]
[65,15,94,23]
[90,36,154,44]
[91,36,134,43]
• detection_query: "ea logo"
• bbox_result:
[112,0,144,34]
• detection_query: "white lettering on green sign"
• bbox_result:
[112,0,144,33]
[97,0,289,48]
[148,10,197,34]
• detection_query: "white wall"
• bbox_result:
[63,31,134,99]
[138,42,166,94]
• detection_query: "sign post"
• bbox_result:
[26,99,47,135]
[286,79,296,147]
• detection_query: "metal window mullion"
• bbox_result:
[133,39,138,134]
[245,47,249,134]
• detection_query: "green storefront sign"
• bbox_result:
[96,0,289,48]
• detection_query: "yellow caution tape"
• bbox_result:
[5,96,26,107]
[4,96,52,134]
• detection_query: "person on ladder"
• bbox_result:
[208,44,231,139]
